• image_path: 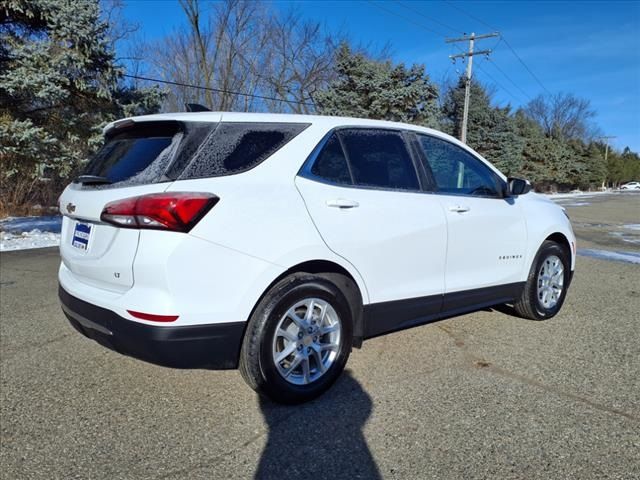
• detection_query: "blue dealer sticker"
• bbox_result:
[72,222,92,250]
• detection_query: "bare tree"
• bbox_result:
[147,0,270,111]
[101,0,139,53]
[525,92,599,141]
[146,0,341,113]
[256,11,339,113]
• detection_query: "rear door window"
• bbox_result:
[309,134,352,185]
[338,129,420,191]
[178,122,309,179]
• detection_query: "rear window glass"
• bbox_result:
[339,129,419,191]
[310,134,352,185]
[178,122,309,180]
[83,121,308,188]
[83,122,181,186]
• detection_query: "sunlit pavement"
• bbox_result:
[1,195,639,479]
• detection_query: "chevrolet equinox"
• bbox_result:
[58,112,575,404]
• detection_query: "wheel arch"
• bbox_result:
[545,232,572,259]
[247,259,367,348]
[543,232,575,286]
[525,226,576,278]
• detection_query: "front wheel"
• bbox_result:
[239,274,353,404]
[514,240,572,320]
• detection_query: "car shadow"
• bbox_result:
[254,370,381,480]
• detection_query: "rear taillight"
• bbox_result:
[100,193,218,232]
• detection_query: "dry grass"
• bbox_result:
[0,203,59,220]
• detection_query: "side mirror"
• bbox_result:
[507,177,532,196]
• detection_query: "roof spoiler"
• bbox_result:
[185,103,211,112]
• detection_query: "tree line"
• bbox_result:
[317,45,639,191]
[1,0,638,214]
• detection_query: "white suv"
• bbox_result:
[58,112,576,404]
[620,181,640,190]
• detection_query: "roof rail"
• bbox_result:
[185,103,211,112]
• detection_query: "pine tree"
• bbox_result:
[569,141,607,189]
[442,78,524,176]
[0,0,164,211]
[603,147,640,187]
[315,44,439,128]
[512,110,585,190]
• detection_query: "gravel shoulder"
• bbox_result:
[553,191,640,252]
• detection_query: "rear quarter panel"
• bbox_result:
[164,123,370,305]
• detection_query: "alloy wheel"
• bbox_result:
[537,254,564,309]
[272,298,342,385]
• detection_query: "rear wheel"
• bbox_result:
[514,240,571,320]
[239,274,353,404]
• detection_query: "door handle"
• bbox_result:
[326,198,359,209]
[449,205,470,213]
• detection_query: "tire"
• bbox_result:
[514,240,571,320]
[239,273,353,404]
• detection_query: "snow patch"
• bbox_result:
[543,191,611,199]
[623,224,640,231]
[560,202,591,207]
[0,215,62,251]
[608,232,640,245]
[1,230,60,251]
[578,248,640,265]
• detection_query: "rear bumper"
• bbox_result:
[59,286,245,370]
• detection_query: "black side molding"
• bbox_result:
[363,282,525,339]
[441,282,525,316]
[364,294,442,338]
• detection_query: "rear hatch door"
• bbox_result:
[59,119,216,292]
[60,185,164,292]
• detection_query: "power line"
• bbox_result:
[123,74,316,108]
[485,57,531,101]
[364,1,525,105]
[489,36,503,54]
[451,52,526,106]
[447,32,500,143]
[457,35,530,103]
[447,34,524,104]
[449,51,523,105]
[475,63,523,104]
[443,0,552,95]
[443,0,498,31]
[365,0,469,48]
[365,0,449,37]
[500,37,552,95]
[395,0,461,34]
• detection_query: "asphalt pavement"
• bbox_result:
[1,197,639,479]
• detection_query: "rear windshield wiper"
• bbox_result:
[73,175,112,185]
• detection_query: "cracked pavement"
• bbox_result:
[1,233,639,478]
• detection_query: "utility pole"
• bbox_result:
[446,32,499,144]
[598,136,616,162]
[598,135,616,189]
